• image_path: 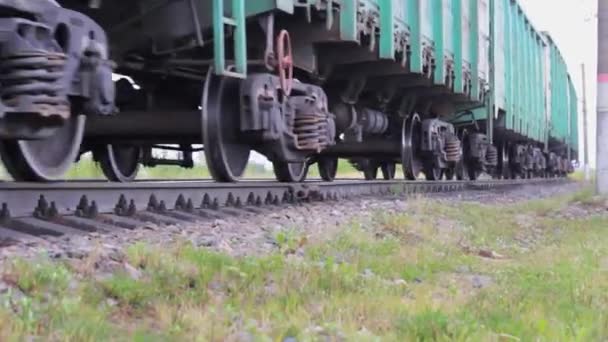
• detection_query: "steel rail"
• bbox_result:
[0,178,567,243]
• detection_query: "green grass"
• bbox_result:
[64,155,273,180]
[2,156,363,181]
[568,169,596,183]
[1,189,607,340]
[569,170,586,182]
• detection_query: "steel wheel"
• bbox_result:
[94,144,140,182]
[0,115,85,181]
[318,157,338,182]
[274,161,308,182]
[460,130,482,181]
[401,114,423,180]
[444,167,455,180]
[512,166,522,179]
[363,163,378,180]
[467,162,480,180]
[456,161,467,180]
[424,162,442,181]
[381,162,396,180]
[202,70,251,182]
[499,142,510,179]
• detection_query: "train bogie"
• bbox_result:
[0,2,116,181]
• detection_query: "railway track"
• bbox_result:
[0,178,568,244]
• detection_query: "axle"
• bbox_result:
[321,140,401,158]
[85,111,201,142]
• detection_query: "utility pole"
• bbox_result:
[582,64,590,181]
[597,0,608,194]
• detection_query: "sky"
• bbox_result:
[519,0,597,166]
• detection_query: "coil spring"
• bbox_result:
[444,134,461,162]
[0,51,69,119]
[293,112,331,152]
[486,145,498,166]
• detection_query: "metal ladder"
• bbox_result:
[213,0,247,78]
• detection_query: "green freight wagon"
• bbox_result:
[569,77,579,158]
[541,33,579,162]
[3,0,577,182]
[490,0,577,177]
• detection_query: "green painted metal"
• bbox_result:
[528,21,533,138]
[380,0,409,61]
[506,0,513,131]
[379,0,394,59]
[488,0,576,148]
[340,0,358,42]
[233,0,246,76]
[469,0,479,100]
[532,32,537,139]
[518,7,525,134]
[245,0,294,16]
[544,33,578,151]
[527,25,533,138]
[420,0,433,43]
[502,0,511,130]
[569,78,579,152]
[490,0,500,108]
[514,8,520,133]
[452,0,463,93]
[531,31,536,139]
[535,35,543,141]
[539,37,546,142]
[524,19,529,137]
[212,0,225,75]
[486,0,495,140]
[433,0,445,84]
[213,0,247,78]
[408,0,423,73]
[551,42,561,139]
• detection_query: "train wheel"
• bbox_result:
[455,155,467,180]
[318,157,338,182]
[202,71,250,182]
[423,162,442,181]
[500,143,510,179]
[381,162,396,180]
[363,163,378,180]
[509,166,518,179]
[0,115,85,181]
[274,161,308,182]
[467,163,480,181]
[516,169,523,179]
[444,167,455,180]
[94,145,140,182]
[401,114,423,180]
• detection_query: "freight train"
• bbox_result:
[0,0,578,182]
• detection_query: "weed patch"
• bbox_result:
[0,189,606,340]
